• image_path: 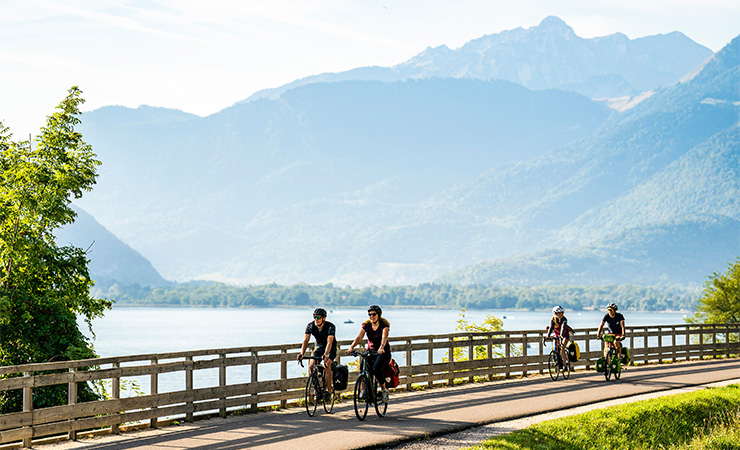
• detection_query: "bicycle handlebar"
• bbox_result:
[297,354,325,368]
[349,350,379,358]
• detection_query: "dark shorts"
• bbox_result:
[313,346,337,361]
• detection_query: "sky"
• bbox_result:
[1,0,738,137]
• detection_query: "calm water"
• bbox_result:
[82,307,690,358]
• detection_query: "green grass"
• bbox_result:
[469,385,740,450]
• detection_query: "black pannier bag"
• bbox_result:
[333,364,349,391]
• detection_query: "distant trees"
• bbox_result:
[691,258,740,324]
[0,87,111,412]
[102,281,698,312]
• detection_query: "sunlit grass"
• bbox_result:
[469,384,740,450]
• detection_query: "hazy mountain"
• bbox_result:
[70,24,738,288]
[438,36,740,286]
[76,79,609,282]
[54,207,170,290]
[244,16,713,102]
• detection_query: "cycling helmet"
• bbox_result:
[606,302,618,311]
[367,305,382,316]
[552,305,564,314]
[313,308,327,317]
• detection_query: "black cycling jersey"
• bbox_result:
[602,312,625,335]
[305,321,337,352]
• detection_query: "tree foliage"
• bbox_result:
[692,257,740,324]
[0,87,111,412]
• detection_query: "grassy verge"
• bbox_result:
[470,384,740,450]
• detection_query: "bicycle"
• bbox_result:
[544,336,570,381]
[599,334,625,381]
[298,355,335,416]
[348,350,388,421]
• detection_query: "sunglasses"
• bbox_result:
[368,312,377,317]
[313,315,324,319]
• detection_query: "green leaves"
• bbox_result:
[0,87,110,412]
[693,257,740,324]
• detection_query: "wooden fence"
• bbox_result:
[1,323,738,448]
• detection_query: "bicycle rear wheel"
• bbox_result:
[305,375,319,417]
[353,374,369,421]
[374,381,387,417]
[548,351,559,381]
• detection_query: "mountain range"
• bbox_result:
[68,17,738,290]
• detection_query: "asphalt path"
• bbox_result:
[45,358,740,450]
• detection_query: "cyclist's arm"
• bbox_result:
[619,319,626,337]
[378,327,390,354]
[346,328,366,354]
[325,334,335,359]
[298,333,310,360]
[596,321,605,337]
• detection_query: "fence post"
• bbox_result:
[584,331,591,370]
[22,371,33,449]
[185,356,194,422]
[428,337,434,388]
[280,349,288,409]
[672,327,677,363]
[251,351,259,412]
[112,362,121,434]
[406,339,413,391]
[150,357,158,429]
[468,335,474,383]
[538,333,544,375]
[219,353,227,418]
[522,333,528,377]
[487,334,493,381]
[447,337,454,387]
[643,328,649,365]
[68,367,77,441]
[699,329,705,360]
[505,333,511,379]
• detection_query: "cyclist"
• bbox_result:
[545,305,571,365]
[346,305,391,402]
[597,302,626,356]
[298,308,336,401]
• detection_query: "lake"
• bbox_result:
[82,306,691,358]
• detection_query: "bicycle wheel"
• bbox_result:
[562,358,571,380]
[613,357,622,380]
[323,379,335,414]
[353,374,369,421]
[604,350,612,381]
[548,351,559,381]
[305,375,319,417]
[374,380,387,417]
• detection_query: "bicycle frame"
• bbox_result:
[298,355,334,416]
[600,334,624,381]
[545,336,570,381]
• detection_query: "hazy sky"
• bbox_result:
[1,0,738,136]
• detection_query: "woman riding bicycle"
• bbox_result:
[545,305,571,365]
[597,302,626,355]
[346,305,391,403]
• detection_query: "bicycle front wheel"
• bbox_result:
[305,375,319,417]
[604,351,612,381]
[323,384,335,414]
[562,359,571,380]
[354,374,369,421]
[548,351,559,381]
[375,382,387,417]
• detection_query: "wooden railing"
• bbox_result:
[1,323,738,447]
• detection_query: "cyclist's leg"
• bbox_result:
[324,348,337,395]
[372,352,391,390]
[561,336,570,364]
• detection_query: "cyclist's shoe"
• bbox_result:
[381,389,389,403]
[358,390,366,400]
[324,391,332,402]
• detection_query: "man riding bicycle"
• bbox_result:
[298,308,336,401]
[545,305,571,365]
[597,302,626,356]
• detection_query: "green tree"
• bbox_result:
[691,257,740,324]
[0,87,112,412]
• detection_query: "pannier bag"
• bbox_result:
[620,347,631,364]
[610,356,621,373]
[383,358,400,388]
[595,357,606,373]
[333,364,349,391]
[567,342,580,362]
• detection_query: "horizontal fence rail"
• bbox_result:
[1,323,738,447]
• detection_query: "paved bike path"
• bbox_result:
[47,358,740,450]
